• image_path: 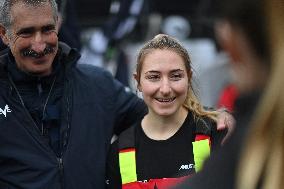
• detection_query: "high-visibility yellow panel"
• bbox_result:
[119,151,137,184]
[192,139,210,172]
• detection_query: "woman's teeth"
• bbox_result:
[156,97,175,102]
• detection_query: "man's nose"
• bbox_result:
[31,32,46,52]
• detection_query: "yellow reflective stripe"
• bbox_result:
[192,139,210,172]
[119,150,137,184]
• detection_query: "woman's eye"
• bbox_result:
[170,74,182,80]
[145,75,160,81]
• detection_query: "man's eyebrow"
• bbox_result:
[16,27,35,35]
[16,23,56,35]
[43,24,56,30]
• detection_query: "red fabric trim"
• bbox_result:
[119,148,136,153]
[195,135,210,141]
[195,135,211,146]
[122,175,191,189]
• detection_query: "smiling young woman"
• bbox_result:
[106,34,226,189]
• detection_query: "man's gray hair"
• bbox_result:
[0,0,58,29]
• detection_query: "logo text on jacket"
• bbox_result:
[0,105,12,117]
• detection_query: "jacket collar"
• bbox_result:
[7,49,61,85]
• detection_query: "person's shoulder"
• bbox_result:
[194,115,216,136]
[58,42,113,80]
[71,63,133,101]
[199,116,226,149]
[0,52,9,78]
[74,64,116,85]
[0,58,5,71]
[0,47,9,57]
[76,63,108,75]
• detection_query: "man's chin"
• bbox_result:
[26,67,52,77]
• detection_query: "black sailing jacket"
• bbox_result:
[0,42,147,189]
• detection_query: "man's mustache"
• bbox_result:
[21,46,55,58]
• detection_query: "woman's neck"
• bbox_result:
[141,107,188,140]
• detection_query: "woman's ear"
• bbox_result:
[133,73,142,92]
[0,24,10,46]
[187,70,192,80]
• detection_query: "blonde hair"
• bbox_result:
[136,34,219,121]
[237,0,284,188]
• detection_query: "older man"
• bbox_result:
[0,0,147,188]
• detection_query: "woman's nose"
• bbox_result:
[159,79,171,95]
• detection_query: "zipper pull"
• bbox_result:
[58,157,64,174]
[57,157,64,187]
[37,78,43,95]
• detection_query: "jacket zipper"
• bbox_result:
[57,157,64,188]
[57,76,72,189]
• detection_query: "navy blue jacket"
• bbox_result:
[0,43,147,189]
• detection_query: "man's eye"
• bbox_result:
[42,26,56,34]
[17,30,33,38]
[19,33,31,38]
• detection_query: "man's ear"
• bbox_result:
[215,21,241,63]
[0,24,10,46]
[56,14,62,32]
[133,73,142,92]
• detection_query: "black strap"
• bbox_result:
[195,117,213,136]
[118,126,136,150]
